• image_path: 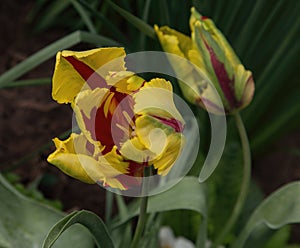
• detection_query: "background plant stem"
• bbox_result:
[213,113,251,247]
[130,166,151,248]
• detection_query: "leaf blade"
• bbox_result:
[43,210,114,248]
[233,181,300,248]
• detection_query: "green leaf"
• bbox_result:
[76,0,128,44]
[0,173,94,248]
[34,0,71,31]
[263,226,291,248]
[251,89,300,153]
[0,31,122,89]
[111,177,207,228]
[233,181,300,248]
[138,0,152,49]
[70,0,97,34]
[43,210,114,248]
[105,0,156,39]
[206,141,243,240]
[162,210,201,243]
[139,214,161,248]
[2,78,51,88]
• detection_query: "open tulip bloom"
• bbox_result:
[155,8,255,114]
[47,47,185,191]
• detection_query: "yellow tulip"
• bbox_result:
[48,48,185,190]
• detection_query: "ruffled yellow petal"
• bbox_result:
[82,148,128,190]
[62,47,125,73]
[134,115,184,175]
[52,47,125,104]
[101,146,129,175]
[126,75,146,92]
[47,133,129,189]
[106,71,134,93]
[154,25,192,59]
[134,78,184,124]
[47,133,96,184]
[119,136,157,163]
[135,115,169,151]
[153,133,184,175]
[104,71,145,94]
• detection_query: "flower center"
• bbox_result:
[95,88,135,155]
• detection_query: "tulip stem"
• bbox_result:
[213,113,251,248]
[130,166,152,248]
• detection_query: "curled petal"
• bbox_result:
[47,133,96,184]
[134,78,184,125]
[52,47,125,104]
[119,136,156,164]
[105,71,144,93]
[47,133,129,189]
[153,133,184,176]
[154,25,192,58]
[134,115,185,175]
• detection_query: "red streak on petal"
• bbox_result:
[64,56,107,89]
[201,16,209,20]
[151,115,184,133]
[95,90,135,155]
[203,41,237,109]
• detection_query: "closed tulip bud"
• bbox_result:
[155,8,254,114]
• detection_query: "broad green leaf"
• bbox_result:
[43,210,114,248]
[0,174,93,248]
[0,31,121,88]
[111,177,207,228]
[233,181,300,248]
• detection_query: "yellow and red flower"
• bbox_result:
[47,48,185,190]
[155,8,254,114]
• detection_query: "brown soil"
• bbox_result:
[0,0,299,244]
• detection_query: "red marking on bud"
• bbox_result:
[203,41,237,109]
